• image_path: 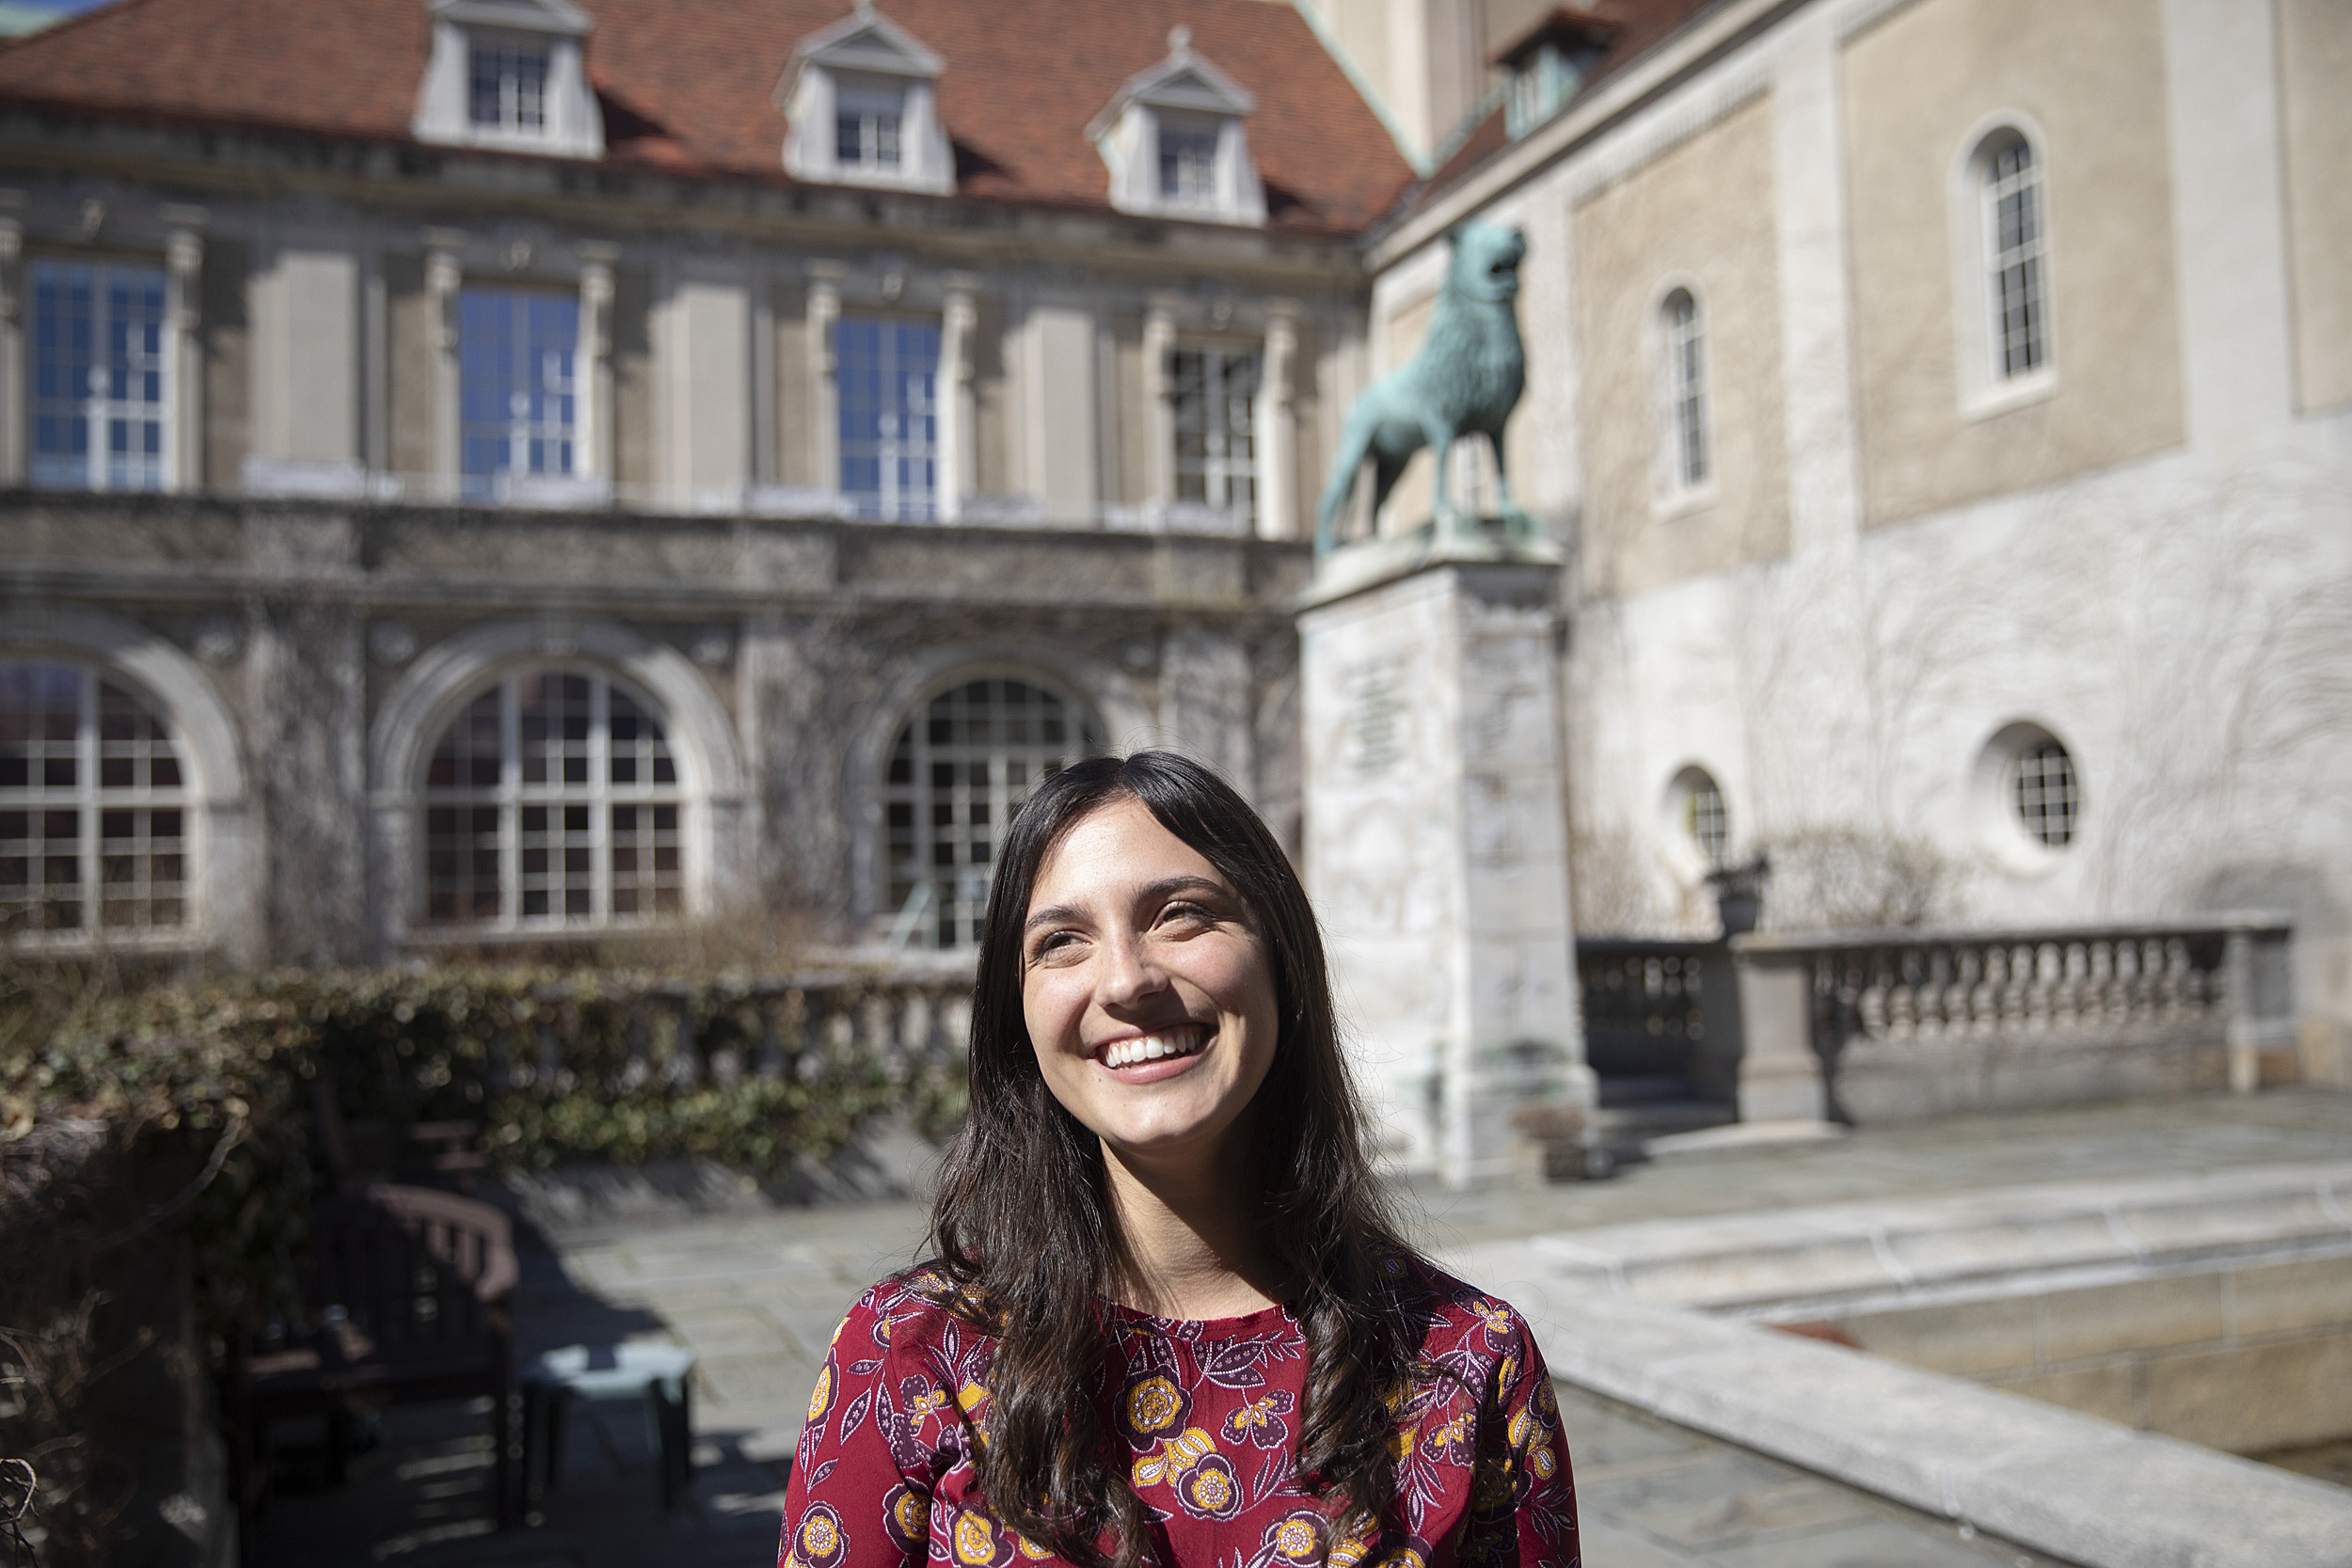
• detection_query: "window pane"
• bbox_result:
[460,287,579,497]
[880,678,1104,949]
[1168,347,1259,523]
[420,671,681,929]
[1,660,186,934]
[30,261,167,493]
[838,315,939,520]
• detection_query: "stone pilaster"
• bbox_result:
[578,242,617,486]
[422,228,466,496]
[1257,304,1298,540]
[938,274,978,521]
[162,205,207,492]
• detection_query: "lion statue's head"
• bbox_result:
[1447,222,1527,305]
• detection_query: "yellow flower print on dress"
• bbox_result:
[1133,1426,1216,1487]
[1016,1533,1054,1560]
[795,1502,848,1568]
[1121,1373,1191,1444]
[1178,1452,1243,1521]
[954,1509,1004,1567]
[882,1483,930,1551]
[806,1364,834,1424]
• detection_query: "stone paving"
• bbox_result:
[246,1090,2352,1566]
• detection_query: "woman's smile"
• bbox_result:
[1096,1022,1213,1075]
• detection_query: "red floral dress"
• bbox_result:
[777,1258,1579,1568]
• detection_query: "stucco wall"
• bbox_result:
[2278,0,2352,415]
[1841,0,2185,526]
[1572,93,1788,596]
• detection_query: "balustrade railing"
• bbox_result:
[483,970,974,1104]
[1728,914,2296,1120]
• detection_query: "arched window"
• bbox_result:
[421,669,681,929]
[1672,767,1728,870]
[1980,131,2047,382]
[883,676,1104,949]
[1,660,188,936]
[1661,288,1708,491]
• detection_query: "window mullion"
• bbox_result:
[77,667,97,930]
[591,677,610,924]
[501,676,521,929]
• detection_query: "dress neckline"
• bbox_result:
[1104,1298,1298,1338]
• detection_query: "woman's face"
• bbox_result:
[1019,796,1281,1173]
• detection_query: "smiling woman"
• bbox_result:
[778,752,1581,1568]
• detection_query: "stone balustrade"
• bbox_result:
[492,969,975,1103]
[1732,913,2296,1124]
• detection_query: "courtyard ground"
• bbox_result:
[245,1090,2352,1568]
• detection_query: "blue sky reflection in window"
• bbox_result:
[837,316,938,520]
[459,288,578,499]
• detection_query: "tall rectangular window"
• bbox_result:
[837,316,938,520]
[1984,138,2046,381]
[1663,289,1708,489]
[469,43,549,132]
[30,261,168,493]
[1169,347,1258,524]
[458,288,578,499]
[835,78,905,172]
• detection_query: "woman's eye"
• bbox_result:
[1158,901,1216,930]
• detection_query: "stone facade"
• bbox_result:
[2,490,1306,964]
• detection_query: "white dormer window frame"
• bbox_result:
[413,0,604,160]
[778,2,955,196]
[1089,27,1266,228]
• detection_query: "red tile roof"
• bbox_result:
[0,0,1416,236]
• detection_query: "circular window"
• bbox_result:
[1662,766,1729,874]
[1972,721,2081,872]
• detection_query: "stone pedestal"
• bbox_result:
[1299,528,1594,1187]
[1726,939,1830,1123]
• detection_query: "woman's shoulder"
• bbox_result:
[828,1260,999,1363]
[1391,1253,1542,1364]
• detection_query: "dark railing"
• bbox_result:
[1576,940,1710,1081]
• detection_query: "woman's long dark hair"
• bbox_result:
[930,751,1419,1568]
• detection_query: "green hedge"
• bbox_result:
[2,966,970,1334]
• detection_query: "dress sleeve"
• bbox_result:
[1462,1312,1581,1568]
[778,1285,943,1568]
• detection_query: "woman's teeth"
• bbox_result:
[1103,1029,1206,1069]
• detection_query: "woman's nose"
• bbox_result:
[1097,929,1169,1006]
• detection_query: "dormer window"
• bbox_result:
[834,74,905,172]
[1158,118,1218,201]
[1495,8,1616,140]
[470,41,548,133]
[415,0,602,159]
[779,3,954,195]
[1089,27,1266,227]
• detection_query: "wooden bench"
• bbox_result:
[225,1183,519,1560]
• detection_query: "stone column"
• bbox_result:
[162,206,206,493]
[577,242,617,490]
[0,191,23,485]
[938,274,978,521]
[423,228,466,499]
[1256,304,1298,539]
[805,263,843,502]
[1300,541,1593,1187]
[1142,296,1178,510]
